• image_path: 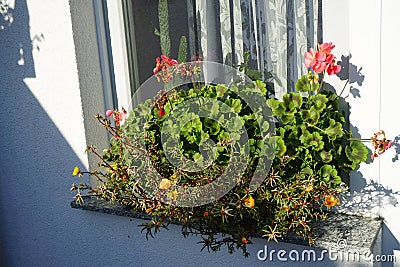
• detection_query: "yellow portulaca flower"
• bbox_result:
[111,163,118,171]
[159,178,172,190]
[167,189,178,200]
[305,185,313,192]
[170,173,178,182]
[243,196,255,208]
[72,166,80,176]
[324,195,340,208]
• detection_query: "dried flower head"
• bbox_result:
[371,130,393,160]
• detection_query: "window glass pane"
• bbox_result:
[127,0,322,98]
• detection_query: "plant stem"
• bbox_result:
[339,79,349,97]
[317,72,325,93]
[347,137,371,141]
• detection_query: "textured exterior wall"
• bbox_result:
[324,0,400,263]
[0,0,394,266]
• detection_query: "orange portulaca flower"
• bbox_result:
[244,196,255,208]
[324,195,340,208]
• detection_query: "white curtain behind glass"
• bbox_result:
[187,0,322,99]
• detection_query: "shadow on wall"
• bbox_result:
[390,135,400,162]
[382,223,400,267]
[322,53,400,258]
[336,54,364,99]
[0,1,91,266]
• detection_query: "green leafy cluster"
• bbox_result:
[266,85,367,187]
[71,73,368,257]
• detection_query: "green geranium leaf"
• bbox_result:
[266,98,285,117]
[320,164,341,185]
[266,98,280,110]
[300,130,324,151]
[301,167,313,176]
[204,118,221,135]
[345,141,368,164]
[225,99,242,114]
[282,92,302,114]
[273,136,286,158]
[320,150,333,163]
[301,105,320,126]
[253,80,267,95]
[218,131,230,143]
[226,116,244,132]
[296,75,319,93]
[216,84,227,98]
[325,119,343,139]
[281,113,296,124]
[181,117,202,135]
[310,94,328,111]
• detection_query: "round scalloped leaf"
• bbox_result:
[273,136,287,158]
[320,164,341,185]
[267,98,285,117]
[204,118,221,135]
[253,80,267,95]
[310,94,328,111]
[282,93,302,114]
[325,119,343,140]
[301,166,313,176]
[345,141,368,165]
[301,109,319,126]
[215,84,227,98]
[281,114,296,124]
[295,75,319,93]
[224,99,242,114]
[300,130,324,151]
[320,150,333,163]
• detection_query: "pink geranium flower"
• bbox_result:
[327,63,341,75]
[106,110,113,117]
[304,42,341,75]
[318,42,335,54]
[153,55,178,75]
[153,57,162,75]
[304,48,316,69]
[105,108,127,126]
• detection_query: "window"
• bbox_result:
[117,0,322,100]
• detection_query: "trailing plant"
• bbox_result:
[71,43,392,257]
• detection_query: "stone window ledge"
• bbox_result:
[71,196,382,255]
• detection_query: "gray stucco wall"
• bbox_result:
[0,1,398,267]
